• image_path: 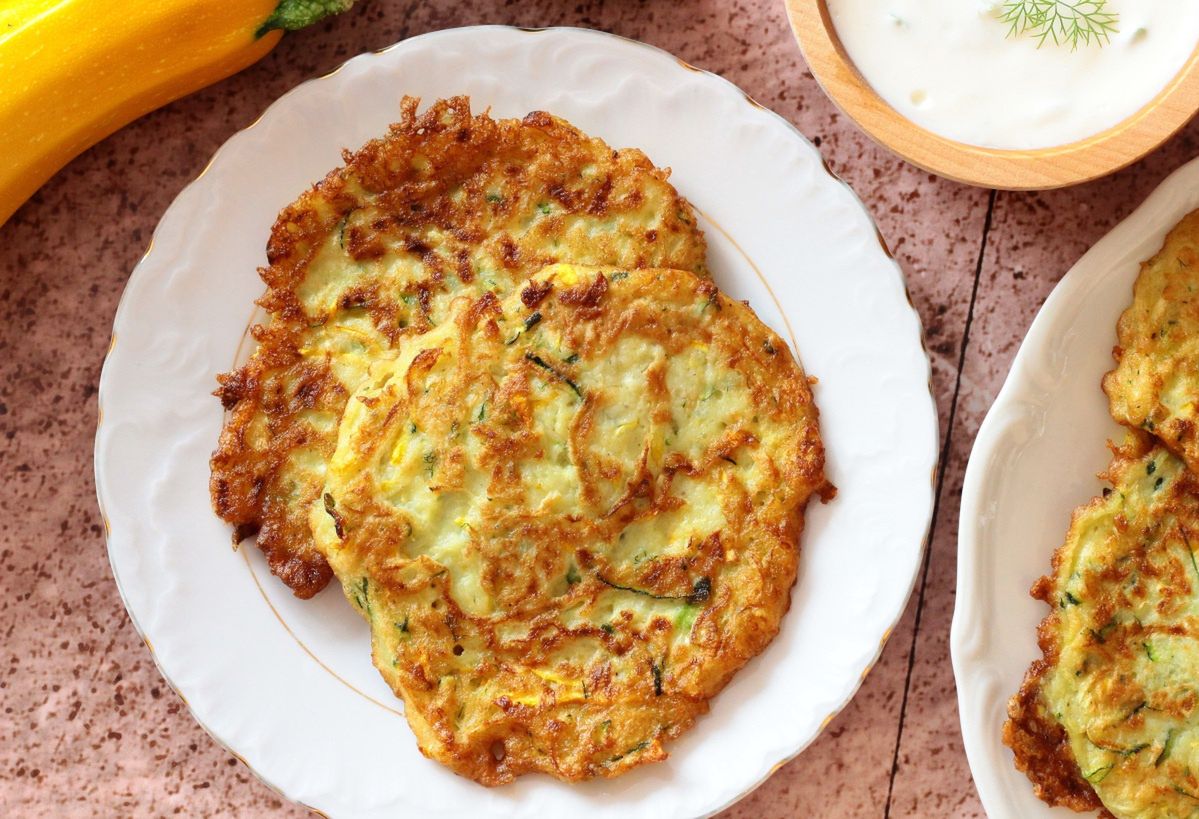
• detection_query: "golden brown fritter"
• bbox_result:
[210,97,709,597]
[1105,210,1199,474]
[1006,664,1107,815]
[311,264,832,784]
[1007,432,1199,818]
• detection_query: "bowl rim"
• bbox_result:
[783,0,1199,190]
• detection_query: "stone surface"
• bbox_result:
[5,0,1197,815]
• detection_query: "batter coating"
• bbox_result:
[312,264,831,783]
[1007,433,1199,817]
[210,97,708,596]
[1105,210,1199,477]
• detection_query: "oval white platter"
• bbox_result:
[953,156,1199,818]
[95,26,937,819]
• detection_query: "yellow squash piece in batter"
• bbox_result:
[312,265,831,784]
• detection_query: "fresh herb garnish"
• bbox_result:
[998,0,1118,50]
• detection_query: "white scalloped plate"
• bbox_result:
[95,26,936,818]
[953,157,1199,818]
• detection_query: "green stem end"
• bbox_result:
[257,0,356,38]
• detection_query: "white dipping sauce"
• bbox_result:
[826,0,1199,149]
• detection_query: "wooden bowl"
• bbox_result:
[784,0,1199,190]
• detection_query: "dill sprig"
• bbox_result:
[999,0,1119,50]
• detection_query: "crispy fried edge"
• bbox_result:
[209,98,709,597]
[1002,435,1162,816]
[1103,210,1199,473]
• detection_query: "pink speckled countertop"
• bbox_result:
[4,1,1199,816]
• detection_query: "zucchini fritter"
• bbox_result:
[1007,433,1199,817]
[210,97,708,597]
[311,265,831,784]
[1105,210,1199,475]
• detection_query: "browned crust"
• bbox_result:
[321,267,832,784]
[209,322,343,595]
[1102,209,1199,470]
[1003,433,1154,816]
[1004,607,1107,814]
[209,97,708,597]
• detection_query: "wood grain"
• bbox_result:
[784,0,1199,190]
